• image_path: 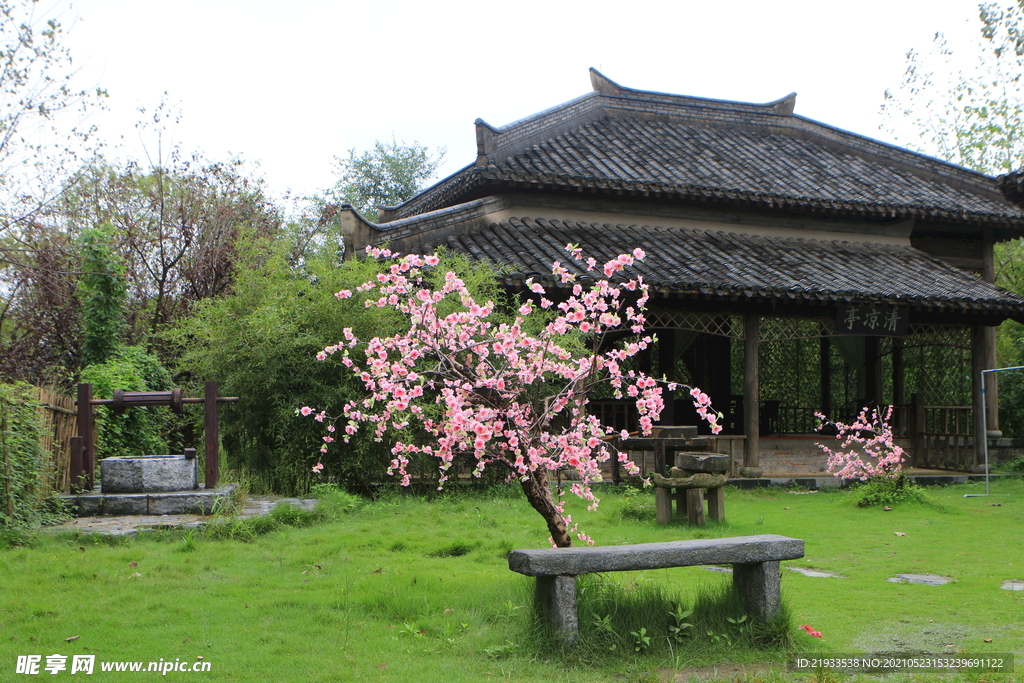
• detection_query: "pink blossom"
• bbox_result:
[306,244,721,547]
[300,406,313,416]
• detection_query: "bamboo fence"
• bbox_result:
[30,386,78,493]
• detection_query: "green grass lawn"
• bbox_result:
[1,478,1022,682]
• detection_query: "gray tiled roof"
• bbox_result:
[425,217,1024,317]
[385,71,1024,231]
[486,119,1017,219]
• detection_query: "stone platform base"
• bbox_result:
[61,484,236,516]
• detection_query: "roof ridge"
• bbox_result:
[589,67,797,115]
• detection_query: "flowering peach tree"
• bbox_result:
[815,405,905,480]
[303,245,721,547]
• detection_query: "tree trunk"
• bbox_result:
[520,470,572,547]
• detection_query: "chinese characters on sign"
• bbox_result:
[835,305,908,337]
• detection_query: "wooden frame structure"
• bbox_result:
[70,381,237,493]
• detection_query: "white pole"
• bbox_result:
[963,365,1024,498]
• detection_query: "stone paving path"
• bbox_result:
[886,573,954,585]
[45,496,318,537]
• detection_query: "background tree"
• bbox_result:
[0,0,106,234]
[328,137,444,221]
[58,153,282,349]
[881,2,1024,173]
[0,224,79,381]
[0,151,282,384]
[882,0,1024,437]
[173,224,505,495]
[78,222,126,366]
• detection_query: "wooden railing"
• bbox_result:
[772,400,973,471]
[589,397,976,472]
[912,404,973,470]
[586,400,639,435]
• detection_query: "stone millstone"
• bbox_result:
[100,455,198,493]
[673,453,730,473]
[650,472,727,490]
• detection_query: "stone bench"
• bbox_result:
[508,534,804,641]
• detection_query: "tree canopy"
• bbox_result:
[328,137,445,221]
[881,1,1024,175]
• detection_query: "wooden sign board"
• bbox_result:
[835,304,908,337]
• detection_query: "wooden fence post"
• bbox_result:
[204,381,219,489]
[77,383,94,490]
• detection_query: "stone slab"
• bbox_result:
[148,492,220,515]
[46,491,301,536]
[653,472,728,490]
[886,573,952,586]
[1000,580,1024,591]
[674,453,730,473]
[61,484,235,516]
[102,495,149,516]
[788,567,846,578]
[508,535,804,576]
[100,455,198,493]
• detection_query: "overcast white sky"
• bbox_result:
[56,0,983,201]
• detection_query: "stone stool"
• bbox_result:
[649,453,729,526]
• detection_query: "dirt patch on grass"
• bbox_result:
[854,621,979,653]
[663,661,783,682]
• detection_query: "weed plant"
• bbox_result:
[849,476,932,507]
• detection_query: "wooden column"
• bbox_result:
[982,326,999,433]
[892,340,905,406]
[743,314,760,467]
[69,436,84,494]
[658,328,676,426]
[204,381,219,488]
[706,487,725,521]
[971,326,986,468]
[892,339,905,436]
[982,228,999,434]
[865,336,881,406]
[819,335,831,418]
[77,383,95,490]
[685,489,706,526]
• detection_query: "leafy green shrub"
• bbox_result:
[0,382,57,529]
[310,483,363,520]
[851,475,929,507]
[996,455,1024,474]
[78,222,127,367]
[80,346,172,459]
[173,230,506,496]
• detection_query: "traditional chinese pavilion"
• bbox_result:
[338,69,1024,473]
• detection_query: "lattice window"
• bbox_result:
[646,310,742,339]
[901,325,971,407]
